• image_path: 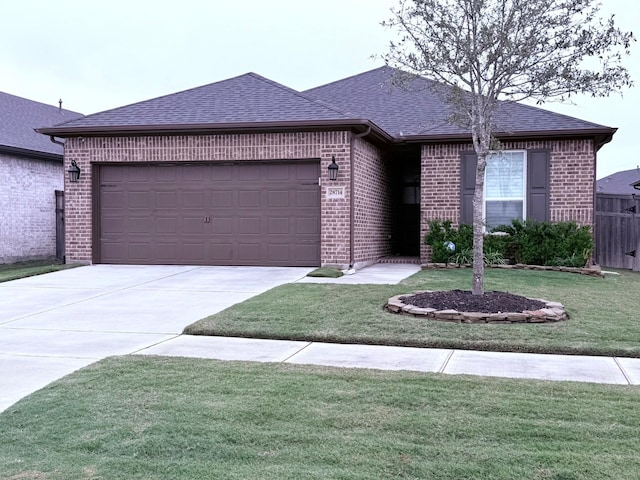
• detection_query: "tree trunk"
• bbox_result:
[472,152,488,295]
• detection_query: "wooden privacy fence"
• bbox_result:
[595,193,640,270]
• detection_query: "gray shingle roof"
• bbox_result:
[53,73,351,130]
[0,92,83,157]
[38,67,614,144]
[304,66,613,138]
[596,168,640,195]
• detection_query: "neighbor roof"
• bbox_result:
[38,67,616,147]
[0,92,83,159]
[596,168,640,195]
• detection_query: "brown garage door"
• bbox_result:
[98,162,320,266]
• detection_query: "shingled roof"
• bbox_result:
[39,73,385,137]
[304,67,616,144]
[38,67,615,147]
[596,167,640,195]
[0,92,83,159]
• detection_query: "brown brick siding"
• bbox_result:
[420,139,596,262]
[352,137,392,266]
[64,132,353,265]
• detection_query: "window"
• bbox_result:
[484,150,526,229]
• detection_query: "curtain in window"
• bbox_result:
[485,152,525,228]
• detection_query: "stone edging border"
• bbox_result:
[385,291,569,324]
[421,263,603,277]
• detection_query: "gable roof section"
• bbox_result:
[0,91,83,160]
[304,66,616,146]
[596,168,640,195]
[39,67,615,147]
[39,73,389,139]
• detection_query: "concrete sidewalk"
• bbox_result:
[136,335,640,385]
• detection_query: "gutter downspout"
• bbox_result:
[49,136,65,147]
[346,126,372,273]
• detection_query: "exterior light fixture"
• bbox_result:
[67,160,81,183]
[328,156,339,181]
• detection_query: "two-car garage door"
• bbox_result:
[98,161,320,266]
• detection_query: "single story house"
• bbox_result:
[38,67,616,268]
[0,92,82,263]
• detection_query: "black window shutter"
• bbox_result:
[527,149,550,222]
[460,152,477,225]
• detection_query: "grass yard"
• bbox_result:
[1,356,639,480]
[186,268,640,357]
[0,260,76,283]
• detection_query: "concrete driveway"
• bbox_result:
[0,264,312,412]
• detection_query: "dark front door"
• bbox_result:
[393,157,421,256]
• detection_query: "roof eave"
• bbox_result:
[0,144,63,162]
[395,127,617,149]
[37,119,394,143]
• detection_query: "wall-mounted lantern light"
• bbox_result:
[328,156,339,181]
[67,160,81,183]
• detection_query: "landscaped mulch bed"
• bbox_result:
[401,290,546,314]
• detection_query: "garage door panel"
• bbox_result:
[210,243,233,260]
[128,217,151,234]
[128,243,151,260]
[183,191,206,209]
[296,217,320,235]
[268,218,290,234]
[238,190,261,207]
[156,217,178,234]
[211,217,233,234]
[237,243,261,261]
[101,216,125,235]
[296,190,320,208]
[183,217,205,235]
[157,243,178,260]
[99,162,319,266]
[212,191,233,207]
[128,191,152,209]
[268,190,290,207]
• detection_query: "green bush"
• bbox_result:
[424,220,472,263]
[496,219,593,267]
[425,219,593,267]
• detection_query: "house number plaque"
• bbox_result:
[326,186,345,199]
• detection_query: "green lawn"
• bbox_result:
[186,268,640,357]
[0,260,76,283]
[1,356,639,480]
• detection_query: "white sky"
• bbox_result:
[1,0,637,178]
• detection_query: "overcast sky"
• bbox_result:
[2,0,637,178]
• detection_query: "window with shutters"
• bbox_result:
[484,150,527,229]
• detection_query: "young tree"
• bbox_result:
[382,0,634,294]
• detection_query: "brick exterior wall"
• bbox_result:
[420,139,596,262]
[64,132,353,266]
[352,137,392,267]
[0,153,62,263]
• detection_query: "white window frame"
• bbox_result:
[483,150,527,229]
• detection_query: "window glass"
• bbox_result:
[484,151,525,228]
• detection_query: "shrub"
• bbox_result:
[424,220,472,263]
[496,219,593,267]
[425,219,593,267]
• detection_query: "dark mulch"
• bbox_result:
[400,290,547,314]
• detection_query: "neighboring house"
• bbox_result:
[38,67,616,268]
[596,167,640,195]
[0,92,83,263]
